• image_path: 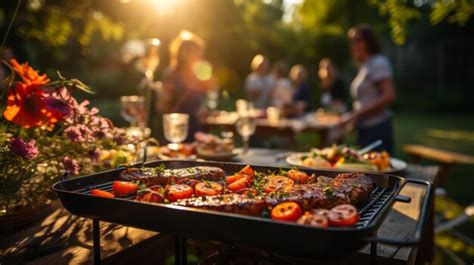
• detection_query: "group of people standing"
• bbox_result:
[156,24,395,153]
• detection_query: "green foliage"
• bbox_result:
[370,0,474,44]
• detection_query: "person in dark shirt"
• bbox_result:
[289,64,311,115]
[318,58,347,113]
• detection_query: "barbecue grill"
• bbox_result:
[52,160,432,265]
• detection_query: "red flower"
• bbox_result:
[3,83,64,128]
[10,59,50,86]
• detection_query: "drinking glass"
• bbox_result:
[163,113,189,150]
[235,107,256,153]
[120,95,146,127]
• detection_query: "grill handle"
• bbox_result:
[369,178,433,246]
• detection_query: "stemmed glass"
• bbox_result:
[163,113,189,150]
[120,95,146,127]
[235,100,256,153]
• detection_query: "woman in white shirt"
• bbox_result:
[342,24,396,154]
[244,55,273,110]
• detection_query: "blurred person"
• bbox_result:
[270,60,294,112]
[288,64,311,116]
[318,58,347,113]
[157,30,214,142]
[244,54,273,109]
[342,24,396,154]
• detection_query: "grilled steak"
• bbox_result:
[265,184,350,210]
[120,166,225,186]
[172,194,266,216]
[329,173,374,204]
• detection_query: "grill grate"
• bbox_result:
[356,186,396,228]
[75,181,397,229]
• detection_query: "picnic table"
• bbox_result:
[204,112,342,147]
[0,148,437,265]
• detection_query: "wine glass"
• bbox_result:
[120,95,146,127]
[235,102,257,153]
[163,113,189,150]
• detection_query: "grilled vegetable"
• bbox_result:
[263,176,294,193]
[136,186,164,203]
[227,176,250,192]
[328,204,360,226]
[166,184,194,202]
[112,181,139,197]
[271,202,303,222]
[195,181,223,196]
[90,189,115,198]
[297,211,329,228]
[286,169,310,184]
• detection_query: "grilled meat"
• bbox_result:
[265,184,350,210]
[329,173,374,204]
[172,194,266,216]
[120,166,225,186]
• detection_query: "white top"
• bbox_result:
[245,73,273,109]
[351,55,393,128]
[271,78,294,108]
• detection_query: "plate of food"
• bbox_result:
[286,145,407,174]
[194,132,239,161]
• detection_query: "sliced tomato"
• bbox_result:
[166,184,194,202]
[227,176,250,192]
[90,189,115,198]
[328,204,360,227]
[238,165,255,178]
[287,169,310,184]
[297,212,329,228]
[271,202,303,222]
[176,178,200,188]
[311,209,330,218]
[195,181,223,196]
[263,176,294,193]
[226,173,246,184]
[112,181,139,197]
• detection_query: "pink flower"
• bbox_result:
[65,126,85,143]
[9,137,39,160]
[61,156,81,175]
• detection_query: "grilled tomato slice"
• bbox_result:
[286,169,310,184]
[112,181,139,197]
[297,211,329,228]
[238,165,255,178]
[90,189,115,198]
[328,204,360,226]
[195,181,224,196]
[227,176,250,192]
[226,174,246,184]
[263,176,294,193]
[166,184,194,202]
[271,202,303,222]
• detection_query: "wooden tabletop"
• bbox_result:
[0,148,438,265]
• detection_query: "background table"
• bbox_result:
[0,148,437,265]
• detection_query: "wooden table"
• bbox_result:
[204,114,340,148]
[0,148,437,265]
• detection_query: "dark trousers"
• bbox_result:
[356,118,394,155]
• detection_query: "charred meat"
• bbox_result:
[172,194,266,216]
[120,166,225,186]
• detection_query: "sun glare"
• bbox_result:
[152,0,179,15]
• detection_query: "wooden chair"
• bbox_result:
[403,144,474,187]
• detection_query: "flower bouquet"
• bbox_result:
[0,59,143,222]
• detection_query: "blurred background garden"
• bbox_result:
[1,0,473,264]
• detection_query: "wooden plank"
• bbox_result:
[403,144,474,164]
[0,202,157,265]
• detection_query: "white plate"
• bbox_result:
[285,152,407,174]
